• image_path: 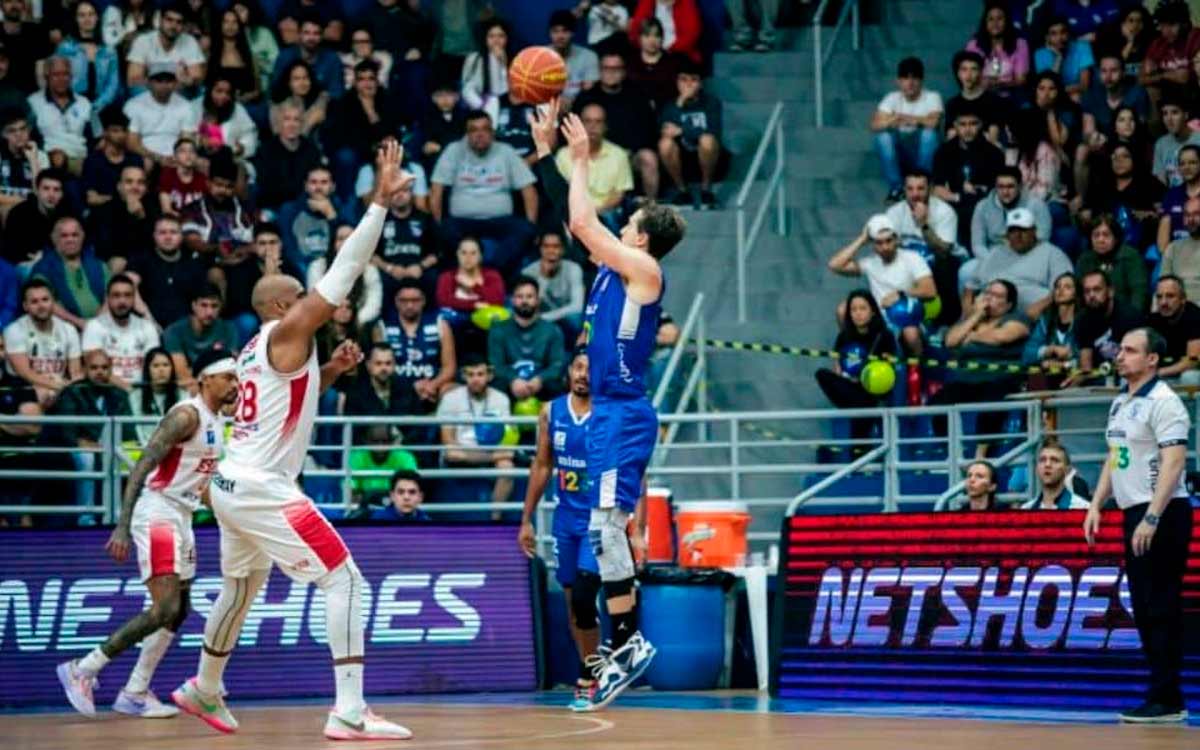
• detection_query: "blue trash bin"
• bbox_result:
[639,574,729,690]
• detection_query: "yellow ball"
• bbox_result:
[500,424,521,446]
[860,361,897,396]
[924,295,942,322]
[470,305,510,330]
[513,397,541,430]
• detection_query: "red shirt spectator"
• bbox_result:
[436,237,505,313]
[1145,28,1200,82]
[630,0,702,63]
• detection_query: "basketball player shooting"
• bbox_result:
[531,101,686,710]
[57,349,239,719]
[169,139,414,741]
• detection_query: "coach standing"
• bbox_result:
[1084,327,1193,723]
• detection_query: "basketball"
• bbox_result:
[508,46,567,104]
[860,360,897,396]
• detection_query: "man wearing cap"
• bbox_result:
[965,206,1072,320]
[968,166,1052,267]
[123,63,197,167]
[124,2,205,91]
[828,213,937,358]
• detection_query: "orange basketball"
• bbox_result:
[508,46,567,104]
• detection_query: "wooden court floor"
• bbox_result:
[6,692,1197,750]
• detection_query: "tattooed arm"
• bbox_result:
[105,405,200,563]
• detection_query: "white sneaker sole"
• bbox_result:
[1120,711,1188,724]
[578,645,657,712]
[113,702,180,719]
[324,724,413,741]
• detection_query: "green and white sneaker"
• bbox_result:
[171,678,238,734]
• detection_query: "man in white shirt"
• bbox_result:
[82,275,160,389]
[123,63,197,166]
[124,3,206,90]
[436,356,514,511]
[827,213,936,357]
[870,57,942,201]
[549,10,598,108]
[1021,441,1090,509]
[27,57,92,163]
[885,170,961,324]
[522,230,585,343]
[3,277,82,403]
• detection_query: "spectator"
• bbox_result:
[195,75,258,166]
[1020,441,1090,509]
[373,279,457,416]
[308,222,382,327]
[1011,91,1077,255]
[958,460,999,511]
[522,230,585,342]
[0,41,25,117]
[209,8,262,105]
[1139,1,1200,104]
[81,274,159,389]
[629,0,702,63]
[437,355,514,509]
[349,424,419,508]
[326,60,406,203]
[128,346,184,445]
[827,214,935,359]
[726,0,777,53]
[1022,271,1079,385]
[588,0,630,48]
[230,1,279,97]
[315,300,365,397]
[1080,141,1162,248]
[1080,53,1150,147]
[55,1,118,131]
[1161,196,1200,296]
[885,170,960,323]
[1151,97,1200,187]
[1158,144,1200,252]
[125,215,207,328]
[964,2,1030,100]
[215,220,290,343]
[436,236,506,316]
[628,17,684,107]
[432,0,493,81]
[177,0,215,48]
[54,349,130,524]
[549,10,598,108]
[418,79,465,173]
[269,59,328,137]
[180,150,256,322]
[368,468,430,522]
[1055,0,1118,42]
[271,14,343,100]
[966,207,1073,320]
[252,101,322,212]
[1095,5,1152,81]
[659,60,726,209]
[81,106,141,208]
[1071,268,1145,381]
[871,57,942,202]
[461,18,510,117]
[0,110,46,211]
[1076,214,1148,312]
[374,0,435,108]
[430,110,538,276]
[1148,274,1200,384]
[488,275,565,403]
[1103,105,1153,166]
[575,51,661,200]
[371,178,439,300]
[341,25,392,95]
[279,0,343,44]
[155,136,206,216]
[30,216,109,330]
[945,50,1004,143]
[1034,15,1094,100]
[932,99,1004,246]
[2,167,69,266]
[123,63,198,167]
[101,0,154,51]
[277,164,353,277]
[556,102,632,227]
[970,166,1052,264]
[814,289,897,446]
[90,168,157,274]
[125,2,205,91]
[161,283,237,386]
[3,277,81,397]
[0,0,52,94]
[341,344,421,442]
[27,56,90,167]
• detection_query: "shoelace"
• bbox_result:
[584,645,616,681]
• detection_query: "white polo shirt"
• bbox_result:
[82,311,160,384]
[124,91,197,158]
[126,30,205,70]
[1105,377,1191,509]
[27,91,92,160]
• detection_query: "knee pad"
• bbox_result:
[588,508,635,582]
[570,571,601,630]
[602,577,634,600]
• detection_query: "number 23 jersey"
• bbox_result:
[1105,378,1191,509]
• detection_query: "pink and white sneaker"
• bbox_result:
[323,706,412,741]
[171,677,238,734]
[56,660,97,717]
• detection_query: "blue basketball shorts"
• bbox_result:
[586,396,659,513]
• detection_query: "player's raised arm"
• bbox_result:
[519,403,555,558]
[268,140,412,372]
[561,113,663,305]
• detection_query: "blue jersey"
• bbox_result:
[549,395,591,518]
[379,312,443,387]
[584,265,663,399]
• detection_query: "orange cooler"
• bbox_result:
[644,487,675,564]
[675,501,751,568]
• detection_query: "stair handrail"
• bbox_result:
[734,101,786,322]
[813,0,861,128]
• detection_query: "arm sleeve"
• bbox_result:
[430,143,458,186]
[3,323,24,355]
[435,271,460,311]
[358,265,383,326]
[535,153,571,226]
[460,54,485,110]
[510,146,537,189]
[314,204,387,305]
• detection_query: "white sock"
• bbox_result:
[197,650,229,697]
[124,629,174,694]
[77,648,110,676]
[334,662,365,716]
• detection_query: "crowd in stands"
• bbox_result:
[0,0,714,527]
[821,0,1200,509]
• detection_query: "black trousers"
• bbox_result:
[815,369,882,441]
[1123,498,1194,708]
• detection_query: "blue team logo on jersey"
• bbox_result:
[206,429,216,445]
[554,430,566,450]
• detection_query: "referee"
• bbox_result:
[1084,327,1193,723]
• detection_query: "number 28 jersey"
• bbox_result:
[225,320,320,480]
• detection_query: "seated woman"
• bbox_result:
[269,59,329,138]
[56,1,120,133]
[461,18,511,121]
[958,459,1000,511]
[1022,271,1080,390]
[196,75,259,181]
[964,2,1030,101]
[436,236,506,356]
[814,289,897,451]
[1081,140,1162,249]
[342,25,394,93]
[127,347,186,448]
[1075,214,1149,312]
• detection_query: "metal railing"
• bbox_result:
[735,102,786,323]
[813,0,861,128]
[652,292,707,460]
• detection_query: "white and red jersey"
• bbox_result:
[224,320,320,480]
[145,395,223,511]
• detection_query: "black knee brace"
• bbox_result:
[603,577,634,600]
[570,571,601,630]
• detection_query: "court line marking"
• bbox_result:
[402,713,614,747]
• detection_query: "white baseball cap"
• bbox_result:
[866,214,896,240]
[1005,207,1036,229]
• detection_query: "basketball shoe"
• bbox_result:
[323,705,413,740]
[56,660,97,717]
[577,632,656,712]
[113,689,180,718]
[172,677,238,733]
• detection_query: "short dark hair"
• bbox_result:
[0,107,26,130]
[548,9,576,30]
[952,50,985,76]
[1081,268,1112,288]
[394,278,424,296]
[639,17,664,37]
[995,165,1022,183]
[306,163,333,179]
[897,56,924,79]
[367,341,394,360]
[953,98,981,121]
[1088,213,1125,246]
[208,148,238,182]
[539,229,566,246]
[461,352,489,370]
[99,103,129,129]
[106,273,135,293]
[192,283,224,304]
[903,168,931,184]
[677,57,703,77]
[20,277,54,301]
[636,203,687,260]
[1180,144,1200,163]
[253,221,281,239]
[464,109,491,126]
[1160,95,1189,114]
[35,167,67,187]
[390,468,423,494]
[353,58,380,77]
[1039,438,1071,465]
[1157,273,1187,296]
[511,275,540,296]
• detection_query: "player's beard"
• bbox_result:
[513,304,537,320]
